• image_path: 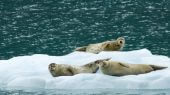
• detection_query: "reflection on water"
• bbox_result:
[0,0,170,59]
[0,89,169,95]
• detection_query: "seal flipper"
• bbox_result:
[67,68,74,75]
[75,46,87,51]
[118,63,129,68]
[93,66,99,73]
[149,65,167,71]
[94,58,111,64]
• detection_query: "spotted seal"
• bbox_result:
[48,59,109,77]
[96,59,167,76]
[75,37,125,54]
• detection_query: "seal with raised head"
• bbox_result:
[75,37,125,54]
[48,59,109,77]
[96,59,167,76]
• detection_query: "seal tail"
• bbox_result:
[149,65,167,71]
[75,46,87,51]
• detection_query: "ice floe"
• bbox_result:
[0,49,170,89]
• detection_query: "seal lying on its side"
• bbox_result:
[96,59,167,76]
[48,59,108,77]
[75,37,125,54]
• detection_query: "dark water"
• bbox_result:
[0,0,170,59]
[0,89,170,95]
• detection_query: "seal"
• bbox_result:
[48,59,109,77]
[48,63,74,77]
[96,59,167,76]
[75,37,125,54]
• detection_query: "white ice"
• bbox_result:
[0,49,170,89]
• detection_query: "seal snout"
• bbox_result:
[119,40,123,44]
[94,58,111,68]
[49,63,56,71]
[117,37,125,45]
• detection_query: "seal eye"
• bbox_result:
[102,62,107,67]
[89,64,93,67]
[50,63,56,67]
[95,60,100,64]
[49,63,56,71]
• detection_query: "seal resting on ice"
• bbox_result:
[48,59,109,77]
[96,59,167,76]
[75,37,125,54]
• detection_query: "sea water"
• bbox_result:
[0,89,170,95]
[0,0,170,59]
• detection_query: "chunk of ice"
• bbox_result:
[0,49,169,89]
